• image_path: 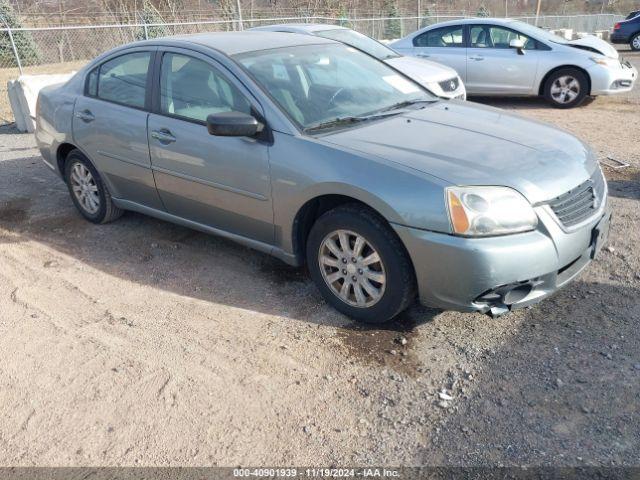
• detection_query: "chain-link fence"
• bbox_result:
[0,13,624,125]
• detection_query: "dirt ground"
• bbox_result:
[0,50,638,468]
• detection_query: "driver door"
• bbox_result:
[147,49,274,244]
[465,24,541,94]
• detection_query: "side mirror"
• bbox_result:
[206,111,264,137]
[509,38,525,54]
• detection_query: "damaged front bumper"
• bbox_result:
[393,203,611,316]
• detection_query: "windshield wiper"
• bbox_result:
[377,98,434,113]
[303,103,431,133]
[303,116,369,133]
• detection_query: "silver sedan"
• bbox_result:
[391,18,637,108]
[36,32,610,323]
[250,23,466,100]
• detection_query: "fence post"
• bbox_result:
[4,22,24,75]
[137,11,149,40]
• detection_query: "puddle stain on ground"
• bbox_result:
[335,305,440,377]
[0,197,31,224]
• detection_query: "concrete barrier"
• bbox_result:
[7,73,75,133]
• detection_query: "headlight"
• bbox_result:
[446,186,538,237]
[590,56,619,67]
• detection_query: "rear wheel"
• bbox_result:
[543,68,588,109]
[64,150,123,224]
[631,33,640,51]
[306,204,416,324]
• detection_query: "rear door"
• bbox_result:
[147,49,274,244]
[409,25,467,81]
[72,48,163,209]
[465,24,541,95]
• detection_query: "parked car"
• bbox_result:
[250,24,466,100]
[612,11,640,51]
[390,18,637,108]
[36,32,610,323]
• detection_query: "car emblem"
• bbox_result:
[450,80,456,90]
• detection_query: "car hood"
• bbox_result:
[320,101,598,204]
[565,35,619,58]
[385,55,459,83]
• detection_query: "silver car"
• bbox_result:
[391,18,638,108]
[250,23,466,100]
[35,32,610,323]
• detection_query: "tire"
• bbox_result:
[306,204,416,324]
[631,33,640,51]
[64,149,123,224]
[543,68,589,109]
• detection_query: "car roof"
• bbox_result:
[249,23,349,34]
[163,30,337,55]
[417,17,523,30]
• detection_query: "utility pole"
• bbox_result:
[505,0,507,17]
[417,0,421,31]
[535,0,542,26]
[236,0,244,30]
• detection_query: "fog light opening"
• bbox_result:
[502,284,533,305]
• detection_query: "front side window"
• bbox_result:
[470,25,537,50]
[97,51,150,108]
[236,44,435,130]
[414,26,465,48]
[315,29,400,61]
[159,53,251,122]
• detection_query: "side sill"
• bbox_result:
[112,198,300,267]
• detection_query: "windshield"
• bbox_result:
[314,28,400,60]
[508,20,567,44]
[235,44,435,131]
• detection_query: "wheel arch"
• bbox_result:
[56,142,79,181]
[290,192,413,271]
[538,65,592,96]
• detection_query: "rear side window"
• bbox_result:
[96,52,151,108]
[414,26,465,47]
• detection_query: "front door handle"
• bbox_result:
[75,109,95,122]
[416,53,431,58]
[151,129,176,144]
[469,56,485,61]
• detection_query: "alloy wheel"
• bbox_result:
[633,35,640,50]
[70,162,100,214]
[550,75,580,104]
[318,229,386,308]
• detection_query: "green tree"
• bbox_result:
[476,5,490,17]
[383,0,401,40]
[136,1,170,40]
[0,0,40,68]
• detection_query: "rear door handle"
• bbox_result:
[151,129,176,144]
[75,109,94,122]
[416,53,431,58]
[469,56,485,61]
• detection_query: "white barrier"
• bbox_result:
[7,73,75,133]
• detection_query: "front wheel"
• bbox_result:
[631,33,640,51]
[306,204,416,324]
[543,68,588,109]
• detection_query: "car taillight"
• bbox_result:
[614,22,621,30]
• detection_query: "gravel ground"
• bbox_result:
[0,49,638,468]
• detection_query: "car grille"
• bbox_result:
[548,169,606,228]
[439,77,460,92]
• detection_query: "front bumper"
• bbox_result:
[589,60,638,95]
[393,201,610,314]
